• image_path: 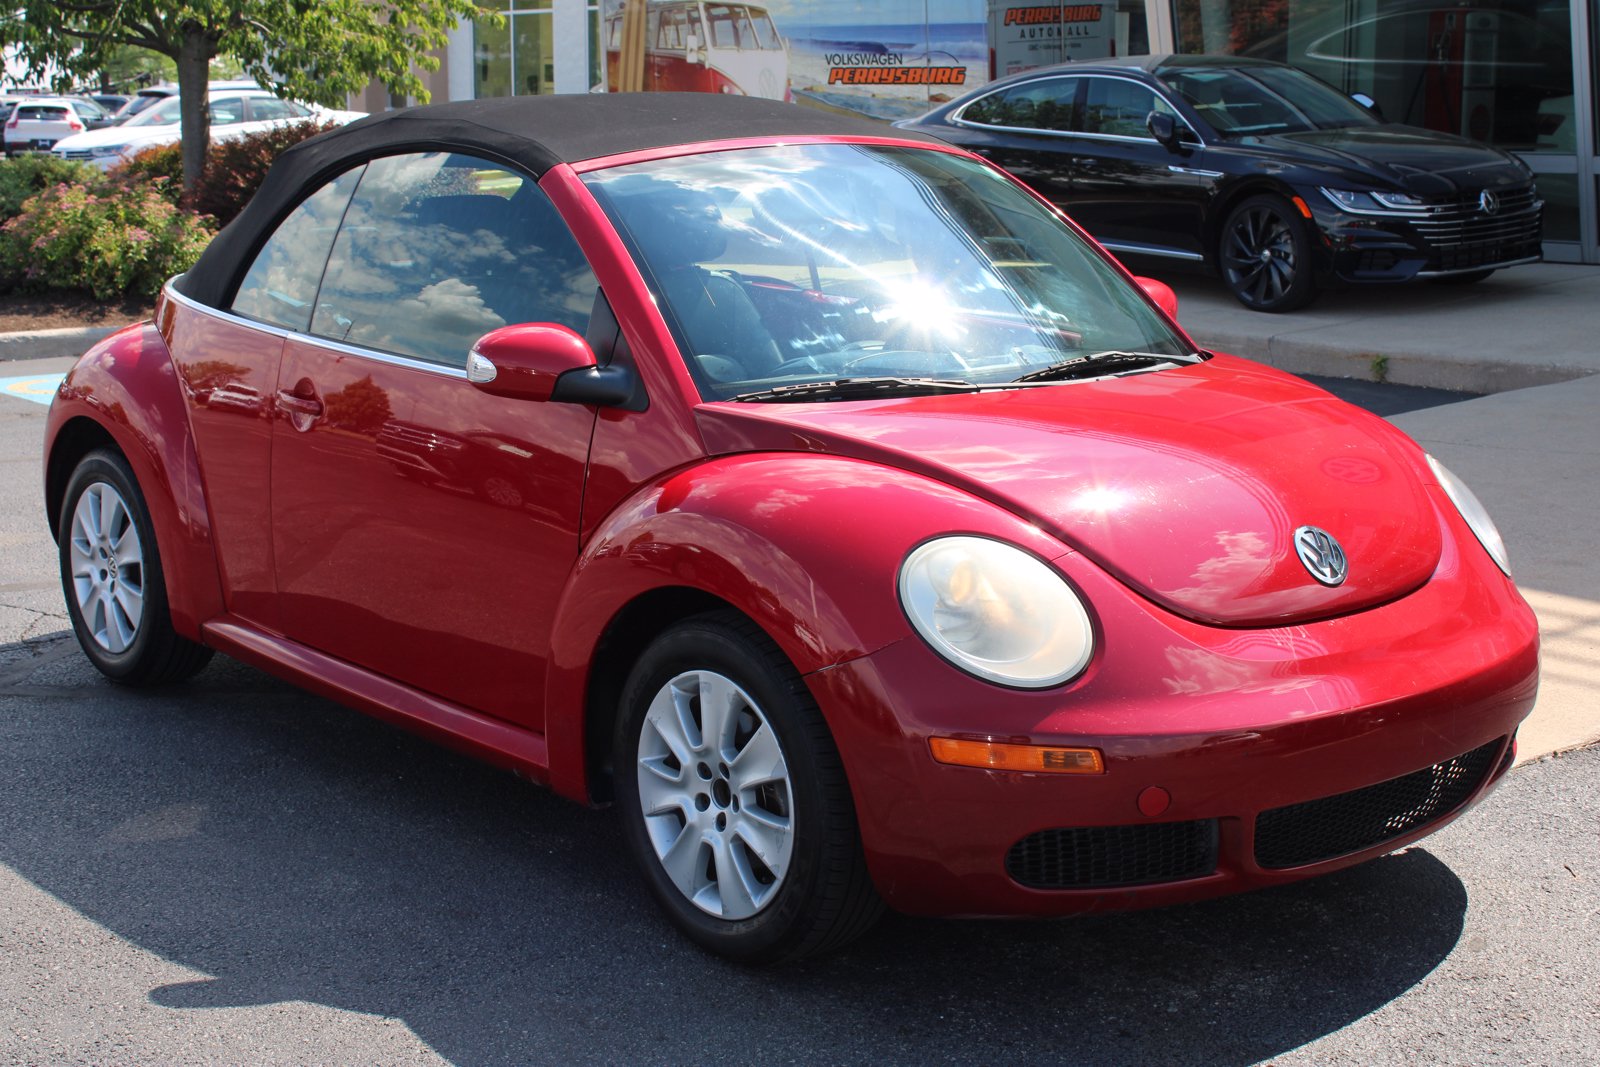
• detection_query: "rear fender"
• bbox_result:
[43,320,223,640]
[542,452,1068,801]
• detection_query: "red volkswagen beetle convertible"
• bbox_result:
[44,95,1538,962]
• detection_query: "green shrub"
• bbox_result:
[0,154,104,220]
[187,119,338,225]
[0,181,217,300]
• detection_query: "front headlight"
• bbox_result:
[1319,187,1428,214]
[91,144,124,157]
[1427,455,1511,576]
[898,536,1094,688]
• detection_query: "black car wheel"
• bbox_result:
[58,449,213,685]
[1429,269,1496,285]
[1219,195,1317,313]
[614,611,882,963]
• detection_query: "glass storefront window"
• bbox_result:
[476,7,557,97]
[1534,172,1582,240]
[1173,0,1576,154]
[590,6,603,90]
[475,16,513,98]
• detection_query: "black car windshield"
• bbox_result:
[1160,65,1378,137]
[582,144,1193,401]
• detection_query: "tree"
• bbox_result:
[1,0,490,191]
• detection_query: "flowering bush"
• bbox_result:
[0,154,104,221]
[0,181,217,300]
[117,143,184,198]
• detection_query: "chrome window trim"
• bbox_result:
[1096,241,1206,262]
[164,277,471,381]
[951,72,1206,148]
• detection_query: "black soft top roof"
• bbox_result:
[177,94,938,309]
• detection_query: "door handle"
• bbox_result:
[276,391,324,417]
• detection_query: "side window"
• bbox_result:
[229,165,365,330]
[249,97,296,122]
[308,152,599,368]
[960,78,1079,132]
[210,96,247,126]
[1080,79,1177,138]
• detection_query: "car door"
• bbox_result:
[1059,76,1215,260]
[172,163,367,631]
[944,76,1082,208]
[269,151,602,729]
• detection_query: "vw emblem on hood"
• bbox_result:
[1294,525,1348,586]
[1478,190,1499,215]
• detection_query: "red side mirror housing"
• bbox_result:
[1134,276,1179,321]
[468,323,598,401]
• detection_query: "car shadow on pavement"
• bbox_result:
[0,639,1468,1066]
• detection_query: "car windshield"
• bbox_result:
[583,144,1192,401]
[123,97,183,127]
[1160,65,1377,137]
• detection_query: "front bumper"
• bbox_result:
[807,512,1539,917]
[1305,184,1543,283]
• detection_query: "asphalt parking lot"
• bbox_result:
[1,360,1595,1065]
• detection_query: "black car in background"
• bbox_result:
[896,55,1542,312]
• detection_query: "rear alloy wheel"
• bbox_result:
[1220,194,1318,312]
[614,612,882,963]
[59,449,212,685]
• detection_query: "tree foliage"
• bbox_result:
[1,0,490,188]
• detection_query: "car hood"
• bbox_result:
[1243,125,1527,196]
[695,354,1443,627]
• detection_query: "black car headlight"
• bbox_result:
[1320,187,1428,215]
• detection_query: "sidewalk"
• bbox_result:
[1152,264,1600,761]
[1164,262,1600,394]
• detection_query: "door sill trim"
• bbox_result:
[201,615,551,784]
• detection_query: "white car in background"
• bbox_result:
[4,97,116,155]
[51,88,365,171]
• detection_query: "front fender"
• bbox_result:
[44,321,223,640]
[542,452,1069,800]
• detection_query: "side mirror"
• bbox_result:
[1146,111,1183,153]
[1350,92,1384,120]
[468,323,635,407]
[1134,276,1179,321]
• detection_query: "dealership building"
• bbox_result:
[354,0,1599,264]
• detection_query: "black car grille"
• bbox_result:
[59,149,95,162]
[1410,186,1541,267]
[1254,738,1503,869]
[1006,820,1218,889]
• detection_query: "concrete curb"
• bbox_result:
[0,326,116,363]
[1194,329,1597,394]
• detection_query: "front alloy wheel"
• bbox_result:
[1220,194,1317,312]
[615,612,882,963]
[636,669,796,919]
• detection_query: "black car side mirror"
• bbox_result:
[1147,111,1184,153]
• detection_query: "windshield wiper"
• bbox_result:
[1011,350,1201,384]
[728,377,980,403]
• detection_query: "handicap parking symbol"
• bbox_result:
[0,373,66,407]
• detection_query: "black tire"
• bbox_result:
[1218,194,1318,312]
[1429,269,1495,285]
[58,449,213,685]
[614,611,882,963]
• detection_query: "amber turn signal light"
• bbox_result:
[929,737,1104,774]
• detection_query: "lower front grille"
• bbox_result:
[1006,820,1218,889]
[1254,738,1503,869]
